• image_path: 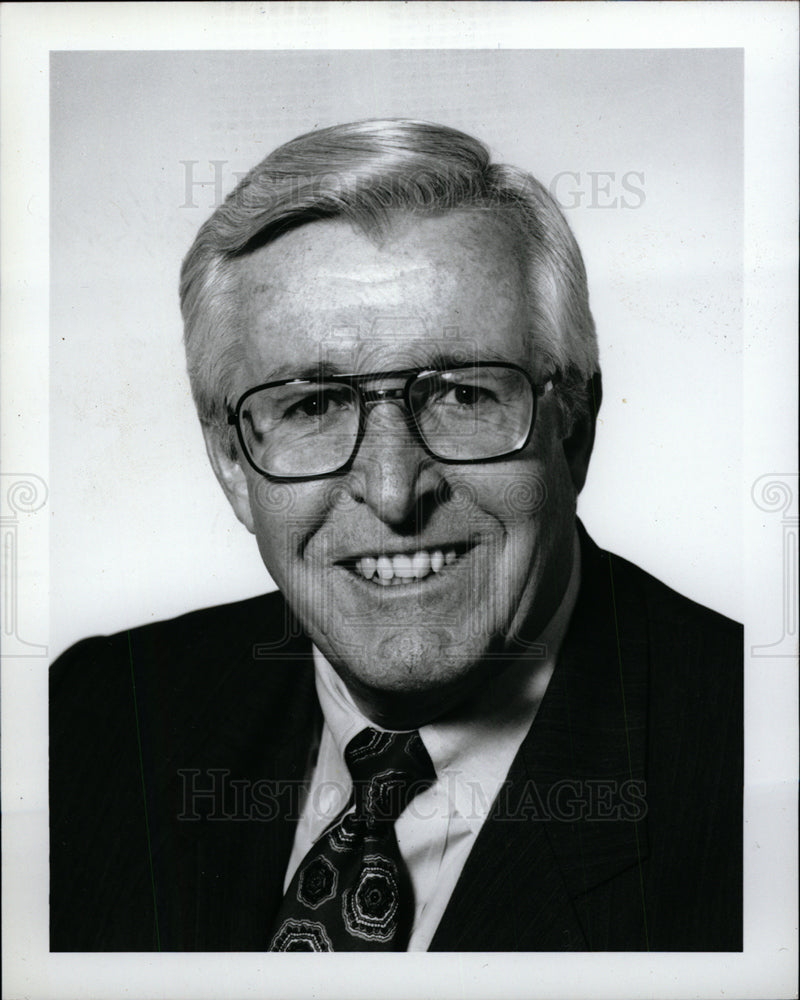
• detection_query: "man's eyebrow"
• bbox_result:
[422,347,517,370]
[257,362,351,383]
[255,348,526,384]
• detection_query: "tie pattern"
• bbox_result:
[269,728,436,951]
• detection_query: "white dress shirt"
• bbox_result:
[283,531,581,951]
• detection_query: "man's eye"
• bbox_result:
[438,383,493,407]
[283,390,350,421]
[452,384,483,405]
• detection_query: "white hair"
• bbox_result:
[179,119,600,456]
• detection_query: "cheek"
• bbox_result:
[469,439,575,574]
[464,458,551,540]
[507,410,576,528]
[245,478,322,581]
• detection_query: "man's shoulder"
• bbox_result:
[602,543,742,640]
[579,527,743,752]
[49,592,321,951]
[579,523,741,642]
[52,589,291,667]
[576,524,743,708]
[50,589,310,725]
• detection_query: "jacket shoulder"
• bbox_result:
[589,540,743,713]
[603,545,742,639]
[52,589,289,666]
[52,589,289,679]
[49,590,319,950]
[49,589,307,747]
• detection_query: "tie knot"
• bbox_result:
[344,728,436,825]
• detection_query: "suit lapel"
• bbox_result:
[429,748,589,950]
[430,526,650,951]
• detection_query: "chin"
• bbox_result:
[324,625,499,728]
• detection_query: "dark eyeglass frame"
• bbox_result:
[226,362,559,482]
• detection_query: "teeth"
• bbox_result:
[393,554,415,580]
[412,550,430,579]
[354,547,462,584]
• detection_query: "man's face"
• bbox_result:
[214,211,585,727]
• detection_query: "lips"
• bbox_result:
[344,543,471,586]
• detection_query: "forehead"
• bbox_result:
[232,211,530,380]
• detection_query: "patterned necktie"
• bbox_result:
[269,727,436,951]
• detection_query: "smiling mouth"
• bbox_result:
[344,543,472,586]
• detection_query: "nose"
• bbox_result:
[346,398,440,527]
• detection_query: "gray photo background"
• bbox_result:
[50,49,743,657]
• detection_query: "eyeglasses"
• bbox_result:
[227,363,557,481]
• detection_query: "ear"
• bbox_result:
[202,424,255,533]
[562,373,602,494]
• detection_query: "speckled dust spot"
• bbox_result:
[384,634,426,673]
[376,631,449,675]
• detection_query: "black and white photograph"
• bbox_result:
[2,3,797,999]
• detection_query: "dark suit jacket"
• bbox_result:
[50,526,743,951]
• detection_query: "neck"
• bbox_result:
[345,672,487,730]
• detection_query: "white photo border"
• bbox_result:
[2,3,797,999]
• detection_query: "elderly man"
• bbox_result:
[50,120,742,952]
